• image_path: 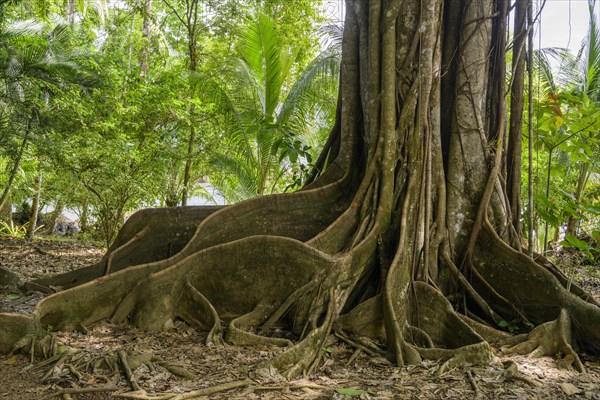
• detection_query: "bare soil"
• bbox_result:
[0,237,599,399]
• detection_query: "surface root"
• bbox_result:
[501,309,586,372]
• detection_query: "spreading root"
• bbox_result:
[1,176,599,393]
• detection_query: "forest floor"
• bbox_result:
[0,237,599,400]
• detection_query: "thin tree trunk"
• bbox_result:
[80,199,89,233]
[0,194,12,223]
[26,167,43,240]
[67,0,75,26]
[182,103,196,206]
[543,148,554,252]
[527,0,534,256]
[566,162,589,236]
[0,127,29,210]
[47,198,64,234]
[182,2,199,206]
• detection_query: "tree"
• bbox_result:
[528,2,600,251]
[0,17,96,215]
[2,0,600,386]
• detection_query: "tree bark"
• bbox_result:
[1,0,599,380]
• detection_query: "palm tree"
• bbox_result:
[0,17,97,209]
[201,13,340,203]
[556,1,600,237]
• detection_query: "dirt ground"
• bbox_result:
[0,237,599,399]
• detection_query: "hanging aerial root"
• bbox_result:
[260,279,318,335]
[500,309,585,372]
[408,282,494,374]
[226,303,291,347]
[441,248,503,324]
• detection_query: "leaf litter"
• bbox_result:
[0,237,599,399]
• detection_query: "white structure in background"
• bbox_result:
[188,182,226,206]
[40,182,226,233]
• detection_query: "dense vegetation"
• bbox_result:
[0,0,339,245]
[0,0,598,255]
[0,0,599,396]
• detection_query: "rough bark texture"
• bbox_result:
[1,0,599,379]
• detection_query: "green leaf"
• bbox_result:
[563,234,590,251]
[335,388,367,396]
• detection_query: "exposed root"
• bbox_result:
[226,303,291,347]
[405,283,494,374]
[119,349,142,391]
[262,290,337,378]
[28,206,222,290]
[466,369,479,394]
[501,309,585,372]
[43,386,120,399]
[441,248,503,324]
[155,360,195,379]
[105,226,149,276]
[334,330,386,359]
[260,279,318,335]
[405,325,433,348]
[475,222,600,355]
[336,294,385,341]
[178,279,223,346]
[112,379,255,400]
[534,253,600,307]
[416,341,494,375]
[457,314,511,347]
[169,379,255,400]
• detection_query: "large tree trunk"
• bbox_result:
[1,0,599,379]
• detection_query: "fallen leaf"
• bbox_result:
[4,355,18,365]
[559,382,581,396]
[336,387,367,396]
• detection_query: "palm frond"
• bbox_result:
[583,2,600,98]
[533,48,560,96]
[210,153,258,203]
[239,14,284,119]
[278,53,339,143]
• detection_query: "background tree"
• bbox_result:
[0,16,96,218]
[526,2,600,254]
